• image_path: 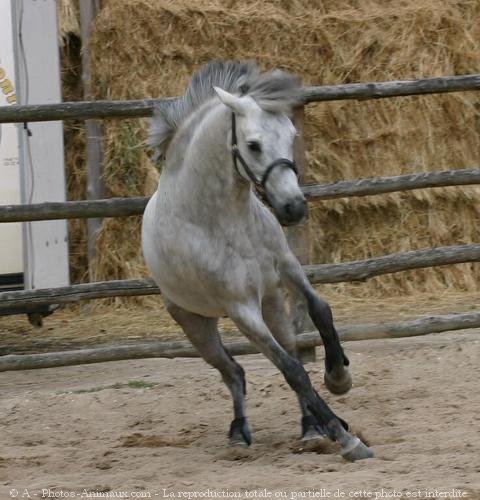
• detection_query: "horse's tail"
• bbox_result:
[148,60,259,162]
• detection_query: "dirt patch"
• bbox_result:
[120,433,194,448]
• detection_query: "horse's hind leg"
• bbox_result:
[228,302,373,461]
[281,256,352,395]
[164,299,251,447]
[262,291,326,443]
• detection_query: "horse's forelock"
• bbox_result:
[148,61,301,160]
[247,69,303,114]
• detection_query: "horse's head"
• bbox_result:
[214,87,307,226]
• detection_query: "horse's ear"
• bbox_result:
[214,87,247,115]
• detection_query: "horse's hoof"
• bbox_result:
[326,418,372,461]
[300,432,328,451]
[301,415,324,440]
[301,425,327,447]
[301,427,325,443]
[324,366,352,395]
[341,436,374,462]
[298,415,327,450]
[229,436,250,448]
[228,417,251,447]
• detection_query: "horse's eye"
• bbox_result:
[247,141,262,153]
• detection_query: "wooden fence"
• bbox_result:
[1,168,480,223]
[2,311,479,372]
[1,72,479,370]
[0,73,479,123]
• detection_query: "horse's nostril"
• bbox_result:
[282,199,306,222]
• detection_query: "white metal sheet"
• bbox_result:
[0,0,23,276]
[12,0,70,289]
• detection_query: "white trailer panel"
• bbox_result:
[12,0,69,290]
[0,0,22,279]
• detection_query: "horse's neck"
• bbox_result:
[162,104,253,222]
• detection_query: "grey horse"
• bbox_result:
[142,60,373,461]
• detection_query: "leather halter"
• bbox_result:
[230,112,298,201]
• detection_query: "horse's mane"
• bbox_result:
[148,60,301,161]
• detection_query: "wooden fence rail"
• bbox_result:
[1,311,479,371]
[301,167,480,200]
[1,168,479,223]
[0,197,148,223]
[1,244,478,311]
[0,279,159,312]
[303,244,480,283]
[0,74,479,124]
[302,73,480,103]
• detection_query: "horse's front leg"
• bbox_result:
[281,255,352,395]
[262,291,326,444]
[228,302,373,461]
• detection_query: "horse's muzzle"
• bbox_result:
[275,195,307,226]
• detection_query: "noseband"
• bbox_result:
[230,112,298,201]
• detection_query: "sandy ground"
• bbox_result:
[1,291,479,499]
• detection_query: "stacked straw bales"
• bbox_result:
[59,0,480,297]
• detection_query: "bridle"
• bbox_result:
[230,112,298,202]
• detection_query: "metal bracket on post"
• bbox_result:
[287,105,316,363]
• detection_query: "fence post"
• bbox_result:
[287,105,316,363]
[80,0,104,280]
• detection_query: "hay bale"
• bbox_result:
[59,1,89,285]
[60,0,480,297]
[57,0,80,46]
